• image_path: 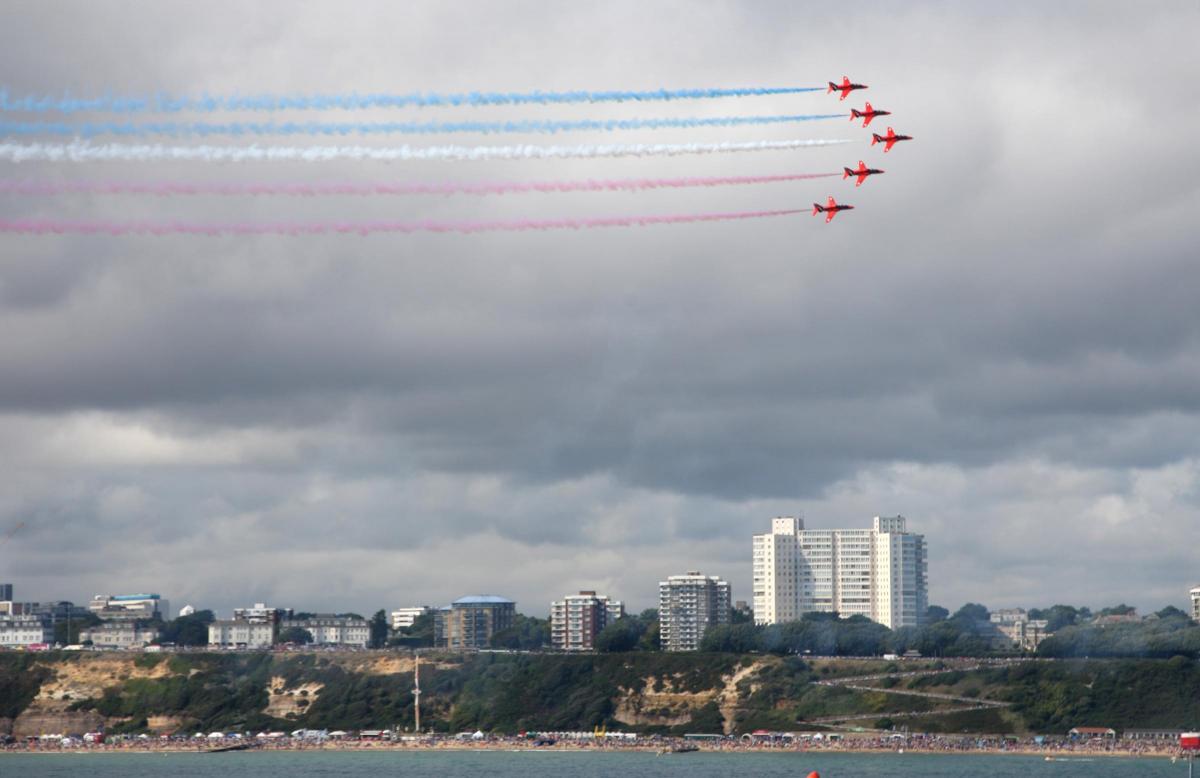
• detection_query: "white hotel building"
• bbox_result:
[752,516,928,629]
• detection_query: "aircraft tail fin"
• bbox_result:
[843,168,852,180]
[812,203,822,216]
[871,134,879,146]
[827,82,837,94]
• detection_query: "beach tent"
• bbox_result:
[472,730,485,740]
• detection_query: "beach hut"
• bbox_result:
[1068,727,1116,740]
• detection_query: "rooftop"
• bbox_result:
[452,595,514,605]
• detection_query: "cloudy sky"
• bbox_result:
[1,2,1197,618]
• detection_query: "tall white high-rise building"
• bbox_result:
[1191,585,1200,623]
[752,516,927,629]
[658,571,731,652]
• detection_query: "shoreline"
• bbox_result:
[2,742,1187,761]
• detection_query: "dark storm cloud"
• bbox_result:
[1,2,1198,614]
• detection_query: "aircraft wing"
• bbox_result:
[825,210,837,223]
[884,138,896,152]
[855,172,868,186]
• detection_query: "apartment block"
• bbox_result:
[391,606,434,631]
[658,572,731,652]
[232,602,290,624]
[550,591,625,651]
[434,595,515,649]
[752,516,928,629]
[1191,586,1200,623]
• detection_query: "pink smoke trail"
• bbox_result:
[0,173,838,197]
[0,209,805,236]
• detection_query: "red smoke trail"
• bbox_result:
[0,173,837,197]
[0,209,806,236]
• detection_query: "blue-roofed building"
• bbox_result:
[435,595,516,649]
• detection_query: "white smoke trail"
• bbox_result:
[0,139,852,163]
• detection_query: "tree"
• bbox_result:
[802,611,840,623]
[159,610,215,646]
[731,606,754,625]
[953,603,990,623]
[278,626,313,645]
[594,618,644,653]
[636,609,659,625]
[1156,606,1189,621]
[926,605,950,623]
[490,614,550,650]
[1098,604,1137,617]
[699,624,761,653]
[1031,605,1082,632]
[53,613,102,645]
[369,610,389,649]
[638,619,661,652]
[390,612,435,648]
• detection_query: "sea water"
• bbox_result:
[0,750,1189,778]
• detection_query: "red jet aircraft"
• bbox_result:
[843,160,884,187]
[870,126,913,152]
[827,76,868,101]
[812,195,854,223]
[849,101,890,127]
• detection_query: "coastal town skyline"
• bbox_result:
[4,512,1198,624]
[2,4,1198,628]
[2,509,1198,617]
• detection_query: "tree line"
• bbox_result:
[107,599,1200,660]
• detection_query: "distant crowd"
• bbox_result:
[2,731,1195,759]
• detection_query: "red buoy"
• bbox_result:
[806,772,820,778]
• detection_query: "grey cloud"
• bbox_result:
[1,2,1198,615]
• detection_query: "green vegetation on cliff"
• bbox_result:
[0,654,51,719]
[3,651,1199,738]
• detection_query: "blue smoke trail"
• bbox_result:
[0,86,821,114]
[0,115,845,138]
